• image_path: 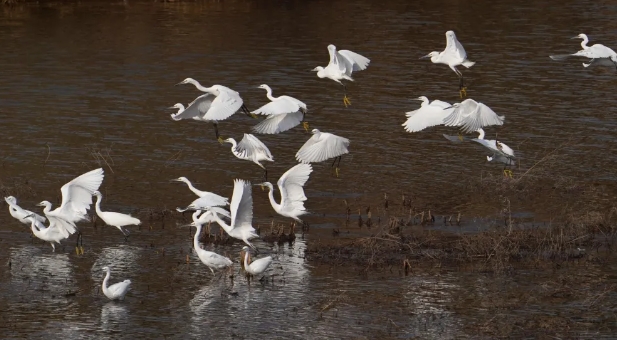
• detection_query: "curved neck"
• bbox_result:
[243,251,250,269]
[266,186,282,212]
[189,80,213,93]
[581,36,589,49]
[42,204,52,215]
[419,97,429,106]
[175,105,185,114]
[193,224,203,251]
[94,195,103,214]
[264,86,277,101]
[102,269,111,290]
[211,212,231,233]
[183,180,202,196]
[227,139,238,151]
[30,219,40,234]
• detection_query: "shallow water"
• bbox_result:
[1,0,617,338]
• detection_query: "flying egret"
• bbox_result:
[38,168,104,255]
[101,266,131,301]
[251,84,308,133]
[189,211,233,275]
[312,44,370,107]
[223,134,274,180]
[5,196,47,229]
[241,246,273,280]
[470,128,516,177]
[199,179,259,249]
[443,99,505,134]
[550,34,617,69]
[171,177,229,207]
[256,163,313,227]
[295,129,350,177]
[402,96,455,133]
[24,214,69,251]
[421,31,475,98]
[92,191,141,239]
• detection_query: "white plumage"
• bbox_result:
[471,129,516,165]
[258,163,313,223]
[295,129,350,164]
[172,177,229,207]
[5,196,47,230]
[93,191,141,237]
[242,246,273,276]
[443,99,505,133]
[251,84,307,134]
[402,96,454,133]
[422,30,475,76]
[24,214,67,251]
[189,211,233,274]
[223,134,274,177]
[101,266,131,301]
[550,33,617,68]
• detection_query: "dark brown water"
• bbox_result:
[2,0,617,338]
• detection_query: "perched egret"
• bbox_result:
[295,129,350,177]
[5,196,47,230]
[38,168,104,254]
[24,214,67,251]
[223,134,274,180]
[172,177,229,207]
[101,266,131,301]
[470,128,516,177]
[550,34,617,69]
[312,44,370,107]
[189,211,233,275]
[251,84,308,133]
[257,163,313,226]
[402,96,454,133]
[92,191,141,239]
[443,99,505,134]
[421,31,475,98]
[241,246,273,280]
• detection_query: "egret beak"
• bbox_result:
[443,106,453,110]
[570,36,580,39]
[419,54,431,59]
[174,81,184,86]
[167,106,177,110]
[170,179,182,182]
[413,97,424,101]
[36,203,45,207]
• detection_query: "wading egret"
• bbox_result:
[101,266,131,301]
[172,177,229,207]
[251,84,308,133]
[242,246,273,279]
[38,168,104,254]
[402,96,454,133]
[295,129,350,177]
[471,128,516,177]
[5,196,46,229]
[421,31,475,98]
[443,99,505,133]
[550,34,617,69]
[256,163,313,226]
[223,134,274,180]
[189,211,233,274]
[312,44,370,107]
[92,191,141,239]
[24,214,68,251]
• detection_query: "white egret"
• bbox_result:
[312,44,370,107]
[172,177,229,207]
[101,266,131,301]
[421,31,475,98]
[251,84,308,133]
[223,134,274,180]
[189,211,233,275]
[402,96,454,133]
[38,168,104,254]
[92,191,141,239]
[295,129,350,177]
[257,163,313,226]
[443,99,505,134]
[24,213,68,251]
[241,246,273,279]
[5,196,47,229]
[550,33,617,69]
[471,128,516,177]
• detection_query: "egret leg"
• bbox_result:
[342,84,351,107]
[459,76,467,98]
[242,104,258,119]
[214,123,224,144]
[263,168,268,182]
[302,121,310,131]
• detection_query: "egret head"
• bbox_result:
[222,138,233,144]
[242,246,251,253]
[255,182,273,191]
[327,44,336,52]
[572,33,587,40]
[311,128,320,135]
[175,78,196,86]
[92,191,102,197]
[168,103,184,110]
[257,84,270,90]
[102,266,109,271]
[172,176,189,183]
[37,201,52,208]
[420,52,440,60]
[445,30,456,39]
[4,196,16,204]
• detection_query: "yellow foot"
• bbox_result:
[302,121,310,132]
[80,246,84,255]
[457,133,464,142]
[343,95,351,107]
[250,113,258,119]
[459,87,467,99]
[335,167,340,178]
[503,169,513,178]
[217,136,224,144]
[75,246,80,255]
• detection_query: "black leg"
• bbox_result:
[264,168,268,182]
[331,157,337,167]
[337,156,342,168]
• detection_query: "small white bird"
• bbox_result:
[172,177,229,207]
[5,196,47,229]
[402,96,454,133]
[223,134,274,180]
[241,246,273,279]
[251,84,308,134]
[550,33,617,69]
[189,211,233,275]
[93,191,141,239]
[101,266,131,301]
[295,129,350,177]
[312,44,370,107]
[443,99,505,134]
[471,128,516,177]
[421,31,475,98]
[24,213,67,251]
[257,163,313,225]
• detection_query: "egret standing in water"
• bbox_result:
[402,96,454,133]
[296,129,350,177]
[312,44,370,107]
[101,266,131,301]
[550,34,617,69]
[24,214,68,251]
[5,196,47,230]
[188,210,233,275]
[92,191,141,240]
[223,134,274,180]
[251,84,309,133]
[241,246,273,281]
[421,31,475,98]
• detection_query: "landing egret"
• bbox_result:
[421,31,475,98]
[24,214,68,251]
[93,191,141,239]
[101,266,131,301]
[242,246,273,280]
[38,168,104,254]
[402,96,454,133]
[172,177,229,207]
[223,134,274,180]
[256,163,313,226]
[443,99,505,134]
[251,84,308,133]
[295,129,350,177]
[550,34,617,69]
[200,179,259,249]
[189,211,233,275]
[312,44,370,107]
[5,196,46,229]
[471,128,516,177]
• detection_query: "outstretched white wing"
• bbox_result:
[444,99,505,133]
[278,163,313,210]
[203,87,244,121]
[337,49,371,76]
[251,97,304,116]
[235,134,273,160]
[56,168,104,222]
[251,111,304,134]
[295,132,350,163]
[187,194,231,210]
[171,94,215,121]
[229,179,253,231]
[445,31,468,61]
[402,100,453,133]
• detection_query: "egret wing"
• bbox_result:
[236,134,273,160]
[252,111,303,134]
[46,216,77,238]
[457,103,505,133]
[229,179,253,231]
[338,49,371,75]
[278,163,312,210]
[295,133,350,163]
[251,98,302,116]
[108,280,131,297]
[172,94,214,121]
[187,194,230,209]
[403,102,453,133]
[203,89,243,121]
[445,31,468,60]
[57,168,104,222]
